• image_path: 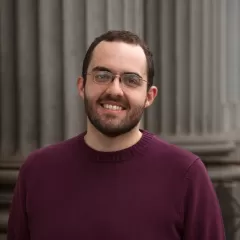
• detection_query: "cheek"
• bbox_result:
[85,85,103,102]
[127,93,147,108]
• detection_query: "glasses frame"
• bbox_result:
[86,70,148,88]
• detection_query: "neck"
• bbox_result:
[84,122,142,152]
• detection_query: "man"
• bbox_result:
[8,30,225,239]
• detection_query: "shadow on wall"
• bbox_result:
[215,182,240,240]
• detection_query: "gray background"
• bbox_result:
[0,0,240,239]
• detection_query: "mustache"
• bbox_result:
[98,94,129,107]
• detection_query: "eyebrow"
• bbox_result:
[91,66,142,78]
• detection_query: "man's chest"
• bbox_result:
[26,171,183,239]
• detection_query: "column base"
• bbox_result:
[0,156,22,238]
[159,134,237,163]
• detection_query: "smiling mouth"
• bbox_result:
[100,104,126,111]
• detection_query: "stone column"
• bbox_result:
[0,0,17,159]
[17,0,39,156]
[0,0,145,164]
[227,0,240,136]
[39,0,64,146]
[0,1,145,238]
[223,1,240,239]
[62,0,145,139]
[62,0,86,139]
[0,1,17,236]
[144,1,240,239]
[85,0,144,45]
[144,0,236,155]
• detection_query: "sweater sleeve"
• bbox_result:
[182,158,225,240]
[7,165,30,240]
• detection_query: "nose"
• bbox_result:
[105,77,124,96]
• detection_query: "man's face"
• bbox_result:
[78,41,157,137]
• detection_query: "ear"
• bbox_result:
[77,76,85,99]
[145,86,158,108]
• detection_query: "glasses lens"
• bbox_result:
[123,74,142,88]
[94,71,112,84]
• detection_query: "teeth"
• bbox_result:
[103,104,123,111]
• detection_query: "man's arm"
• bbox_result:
[7,166,30,240]
[182,158,225,239]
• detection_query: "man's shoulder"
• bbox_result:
[20,133,85,173]
[148,133,200,171]
[145,132,208,193]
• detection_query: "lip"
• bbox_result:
[99,101,126,109]
[98,105,126,115]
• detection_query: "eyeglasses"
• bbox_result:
[87,70,147,88]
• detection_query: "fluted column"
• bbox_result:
[144,1,240,239]
[17,0,39,156]
[0,0,145,161]
[0,0,17,159]
[62,0,144,139]
[144,0,235,155]
[1,0,145,154]
[39,0,64,146]
[227,0,240,137]
[62,0,86,139]
[85,0,143,45]
[0,1,145,238]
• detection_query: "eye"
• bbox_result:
[123,74,142,87]
[94,71,112,82]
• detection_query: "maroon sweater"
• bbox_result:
[7,130,225,240]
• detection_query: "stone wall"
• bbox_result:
[0,0,240,239]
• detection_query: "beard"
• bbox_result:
[84,92,145,137]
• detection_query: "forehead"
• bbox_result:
[89,41,147,75]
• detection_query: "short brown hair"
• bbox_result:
[82,30,154,87]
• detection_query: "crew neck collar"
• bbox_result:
[77,129,154,162]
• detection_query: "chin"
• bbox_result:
[95,123,138,138]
